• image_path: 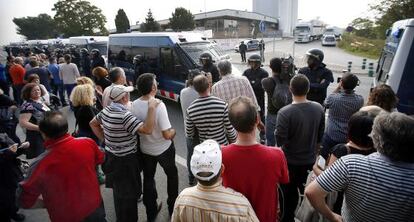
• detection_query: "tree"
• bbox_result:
[169,7,195,31]
[13,14,58,40]
[140,9,161,32]
[371,0,414,38]
[350,17,377,39]
[115,9,130,33]
[52,0,108,37]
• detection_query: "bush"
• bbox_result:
[338,33,384,59]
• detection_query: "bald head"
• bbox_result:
[39,111,69,139]
[229,96,257,133]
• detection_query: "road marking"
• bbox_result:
[175,155,187,168]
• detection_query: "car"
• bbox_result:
[321,35,337,46]
[234,39,260,52]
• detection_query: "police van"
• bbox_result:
[374,19,414,115]
[108,32,235,102]
[69,36,108,55]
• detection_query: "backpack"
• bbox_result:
[271,77,292,110]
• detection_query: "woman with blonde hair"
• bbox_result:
[70,84,99,141]
[76,76,94,86]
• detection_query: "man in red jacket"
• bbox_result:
[17,111,106,222]
[222,96,289,222]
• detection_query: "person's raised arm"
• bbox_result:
[137,97,160,134]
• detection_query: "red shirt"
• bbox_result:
[9,64,26,85]
[222,144,289,222]
[18,134,104,222]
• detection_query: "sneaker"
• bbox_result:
[11,213,25,221]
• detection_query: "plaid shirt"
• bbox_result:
[211,74,260,110]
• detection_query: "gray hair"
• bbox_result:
[371,112,414,163]
[217,60,232,76]
[109,67,125,83]
[14,57,23,64]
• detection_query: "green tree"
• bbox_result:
[140,9,161,32]
[371,0,414,38]
[52,0,108,37]
[13,14,58,40]
[115,9,130,33]
[350,17,377,39]
[169,7,195,31]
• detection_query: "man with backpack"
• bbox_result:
[262,57,293,146]
[243,54,268,144]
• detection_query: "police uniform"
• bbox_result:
[201,63,220,83]
[243,67,269,120]
[298,63,334,105]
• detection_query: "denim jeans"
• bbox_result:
[142,143,179,219]
[320,134,342,159]
[64,83,76,102]
[266,113,278,146]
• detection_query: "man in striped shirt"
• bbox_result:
[172,139,259,222]
[90,85,159,222]
[320,73,364,159]
[186,74,237,145]
[305,112,414,222]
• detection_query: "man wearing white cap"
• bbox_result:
[90,84,160,222]
[171,139,259,222]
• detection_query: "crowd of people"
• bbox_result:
[0,46,413,222]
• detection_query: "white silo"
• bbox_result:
[253,0,298,36]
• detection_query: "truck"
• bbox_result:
[373,18,414,115]
[294,19,325,43]
[323,26,343,40]
[108,32,238,102]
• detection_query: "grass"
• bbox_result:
[338,33,384,60]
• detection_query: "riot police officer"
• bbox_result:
[80,48,92,77]
[90,49,106,72]
[243,54,269,143]
[298,48,334,105]
[199,52,220,83]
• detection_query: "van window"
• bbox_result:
[160,47,186,81]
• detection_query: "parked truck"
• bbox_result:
[294,19,325,43]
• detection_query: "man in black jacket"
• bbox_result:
[239,41,247,62]
[298,48,334,105]
[243,54,268,144]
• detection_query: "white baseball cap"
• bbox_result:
[109,85,134,102]
[190,139,222,181]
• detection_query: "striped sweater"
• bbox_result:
[185,96,237,145]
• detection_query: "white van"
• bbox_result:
[374,19,414,115]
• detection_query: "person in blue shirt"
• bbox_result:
[0,62,10,96]
[47,57,67,106]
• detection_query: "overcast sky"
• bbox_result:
[0,0,378,45]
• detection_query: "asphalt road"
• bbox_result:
[17,40,374,222]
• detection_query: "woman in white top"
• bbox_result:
[59,54,80,101]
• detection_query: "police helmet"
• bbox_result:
[306,48,324,63]
[133,55,143,64]
[248,54,261,63]
[91,49,100,56]
[199,52,212,62]
[80,48,89,54]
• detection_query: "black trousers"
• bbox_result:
[0,187,18,222]
[102,152,141,222]
[280,164,313,222]
[82,202,107,222]
[142,143,178,220]
[240,52,246,62]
